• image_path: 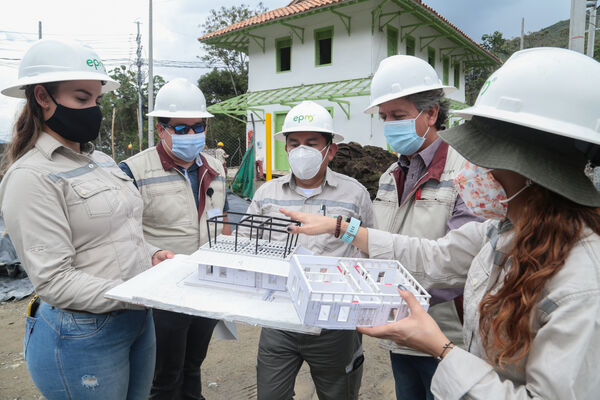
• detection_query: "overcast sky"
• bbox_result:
[0,0,571,142]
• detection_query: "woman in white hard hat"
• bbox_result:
[0,39,173,399]
[280,47,600,399]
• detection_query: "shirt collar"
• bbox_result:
[399,137,442,170]
[284,167,338,190]
[156,141,203,171]
[36,132,95,160]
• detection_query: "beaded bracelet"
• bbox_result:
[334,215,343,238]
[436,341,455,361]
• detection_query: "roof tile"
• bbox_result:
[198,0,499,63]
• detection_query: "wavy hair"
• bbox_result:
[0,83,57,177]
[479,184,600,368]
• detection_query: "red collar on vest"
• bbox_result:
[156,141,177,171]
[391,141,450,203]
[427,141,450,183]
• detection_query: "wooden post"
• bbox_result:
[265,113,272,181]
[111,108,116,160]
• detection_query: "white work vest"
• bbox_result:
[126,147,226,255]
[372,144,467,355]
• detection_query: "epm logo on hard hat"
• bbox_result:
[86,59,105,71]
[293,115,314,123]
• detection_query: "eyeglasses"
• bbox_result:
[160,122,206,135]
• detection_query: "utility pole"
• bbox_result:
[111,108,116,160]
[135,21,144,151]
[148,0,155,147]
[587,2,598,57]
[520,18,525,50]
[38,21,42,39]
[570,0,587,53]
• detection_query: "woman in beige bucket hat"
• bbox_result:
[280,47,600,399]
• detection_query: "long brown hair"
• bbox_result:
[479,184,600,367]
[0,83,57,177]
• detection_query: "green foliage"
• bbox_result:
[199,68,247,167]
[200,3,267,94]
[97,65,165,161]
[465,18,600,105]
[199,3,267,167]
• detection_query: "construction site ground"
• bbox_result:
[1,296,397,400]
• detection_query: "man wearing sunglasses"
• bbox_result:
[119,78,229,400]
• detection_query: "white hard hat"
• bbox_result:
[147,78,213,118]
[453,47,600,145]
[274,101,344,143]
[1,39,119,98]
[364,55,456,114]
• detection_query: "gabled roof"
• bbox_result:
[198,0,501,65]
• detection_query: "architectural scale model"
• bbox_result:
[184,212,300,291]
[288,255,431,329]
[184,212,430,328]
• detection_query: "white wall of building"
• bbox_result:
[243,0,483,169]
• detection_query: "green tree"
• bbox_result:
[465,31,510,105]
[97,65,165,161]
[199,68,247,167]
[199,3,268,167]
[199,3,267,95]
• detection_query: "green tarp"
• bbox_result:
[231,137,255,199]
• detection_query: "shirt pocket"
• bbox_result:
[316,206,356,254]
[144,182,195,227]
[70,179,115,217]
[372,198,396,232]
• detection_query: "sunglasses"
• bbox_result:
[160,122,206,135]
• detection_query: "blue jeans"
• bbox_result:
[390,352,437,400]
[24,302,156,400]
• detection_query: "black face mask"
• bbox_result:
[45,92,103,144]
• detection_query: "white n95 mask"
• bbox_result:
[288,145,329,180]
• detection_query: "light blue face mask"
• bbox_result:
[170,132,206,162]
[383,110,430,155]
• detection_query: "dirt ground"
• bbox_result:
[0,295,396,400]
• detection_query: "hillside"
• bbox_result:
[504,19,598,61]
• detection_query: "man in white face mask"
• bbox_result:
[245,100,374,400]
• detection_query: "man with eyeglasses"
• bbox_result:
[119,78,229,400]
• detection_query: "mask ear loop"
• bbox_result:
[499,179,533,204]
[415,110,431,140]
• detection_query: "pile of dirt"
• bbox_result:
[331,142,398,199]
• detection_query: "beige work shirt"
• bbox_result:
[246,168,374,256]
[368,220,600,399]
[0,133,158,313]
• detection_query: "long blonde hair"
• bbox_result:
[0,83,57,176]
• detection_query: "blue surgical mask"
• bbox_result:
[170,132,206,161]
[383,110,430,155]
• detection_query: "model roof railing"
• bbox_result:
[206,211,301,258]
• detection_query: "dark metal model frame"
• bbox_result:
[206,211,301,258]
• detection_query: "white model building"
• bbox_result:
[190,235,293,291]
[182,213,430,329]
[288,254,430,329]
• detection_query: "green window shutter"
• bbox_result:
[442,56,449,85]
[387,26,398,57]
[453,62,460,89]
[276,37,292,72]
[406,35,415,56]
[314,27,333,66]
[427,47,435,67]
